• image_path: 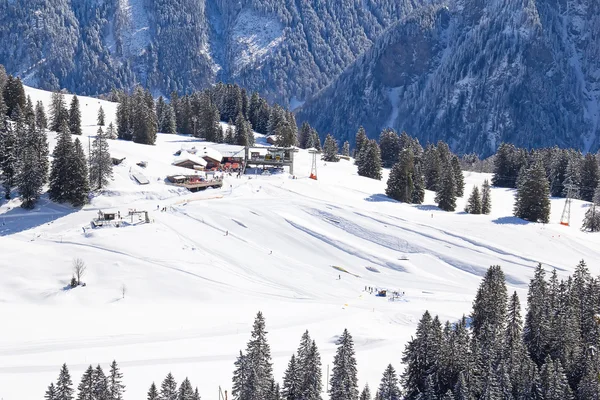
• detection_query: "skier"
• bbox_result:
[338,274,341,280]
[225,230,229,236]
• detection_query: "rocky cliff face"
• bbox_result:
[0,0,422,105]
[298,0,600,155]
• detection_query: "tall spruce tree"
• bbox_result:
[330,329,359,400]
[245,312,274,400]
[92,364,109,400]
[160,373,178,400]
[354,127,367,162]
[357,139,382,180]
[540,358,573,400]
[296,331,322,400]
[435,163,457,212]
[18,128,44,208]
[70,138,90,207]
[49,121,75,203]
[582,204,600,232]
[235,113,252,147]
[89,127,113,190]
[451,156,465,197]
[386,149,414,202]
[360,384,371,400]
[580,153,599,202]
[524,264,550,366]
[298,122,312,149]
[178,378,195,400]
[471,266,508,345]
[465,186,482,214]
[50,92,68,132]
[77,365,94,400]
[97,106,105,126]
[232,351,250,400]
[2,75,26,117]
[481,179,492,214]
[106,122,117,139]
[108,360,125,400]
[56,364,75,400]
[323,134,339,162]
[423,144,441,190]
[514,161,551,223]
[36,100,47,130]
[342,141,350,157]
[379,129,400,167]
[281,354,302,400]
[46,382,58,400]
[378,364,402,400]
[69,95,82,136]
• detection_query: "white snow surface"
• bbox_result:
[1,87,600,399]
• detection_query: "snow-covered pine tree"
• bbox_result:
[235,113,251,147]
[245,311,274,400]
[46,382,58,400]
[56,363,75,400]
[514,161,551,223]
[582,204,600,232]
[378,364,401,400]
[580,153,599,202]
[330,329,359,400]
[178,377,195,400]
[193,387,200,400]
[524,264,549,366]
[298,122,311,149]
[359,384,371,400]
[92,365,109,400]
[505,292,525,383]
[451,156,465,197]
[24,95,35,126]
[379,128,400,168]
[108,360,125,400]
[281,354,302,400]
[295,331,322,400]
[549,149,569,197]
[481,179,491,214]
[106,122,117,139]
[464,186,482,214]
[435,163,457,212]
[453,371,470,400]
[116,95,132,140]
[35,100,47,130]
[1,121,17,199]
[160,373,178,400]
[70,138,90,206]
[69,95,82,135]
[357,139,382,180]
[0,84,6,117]
[492,143,519,188]
[342,141,350,157]
[276,119,297,148]
[225,123,235,145]
[411,161,425,205]
[311,129,321,151]
[18,127,44,208]
[323,134,339,162]
[77,366,94,400]
[232,351,249,400]
[2,75,26,117]
[423,144,441,190]
[540,358,573,400]
[97,106,105,126]
[89,127,113,190]
[147,383,159,400]
[562,151,583,199]
[421,374,439,400]
[354,126,367,162]
[386,149,414,202]
[577,357,600,399]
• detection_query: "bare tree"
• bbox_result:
[72,258,86,285]
[121,284,126,299]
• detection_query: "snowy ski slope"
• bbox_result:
[0,87,599,399]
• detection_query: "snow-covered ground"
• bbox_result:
[1,87,599,399]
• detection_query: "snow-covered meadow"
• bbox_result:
[0,87,599,399]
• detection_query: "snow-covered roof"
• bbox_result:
[198,146,223,162]
[173,151,207,167]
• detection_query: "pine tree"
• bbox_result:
[435,164,457,212]
[116,95,132,140]
[296,332,322,400]
[493,143,520,188]
[2,75,26,117]
[357,139,382,180]
[69,95,82,135]
[70,138,90,206]
[540,358,573,400]
[386,149,414,202]
[192,388,200,400]
[225,124,235,145]
[342,141,350,157]
[46,383,58,400]
[323,134,339,162]
[451,156,465,197]
[471,266,508,347]
[56,364,75,400]
[360,385,371,400]
[97,106,105,126]
[524,264,549,366]
[89,127,113,190]
[379,129,400,167]
[245,312,274,400]
[106,122,117,139]
[378,364,401,400]
[330,329,359,400]
[481,179,492,214]
[1,122,17,199]
[92,365,109,400]
[235,113,252,147]
[147,383,159,400]
[108,361,125,400]
[579,154,599,202]
[281,354,302,400]
[582,204,600,232]
[299,122,312,149]
[423,144,441,190]
[36,100,48,130]
[18,127,44,208]
[464,186,482,214]
[354,127,367,163]
[514,161,551,223]
[577,358,600,399]
[178,378,195,400]
[311,129,321,151]
[160,373,178,400]
[50,92,68,132]
[232,351,250,400]
[453,371,470,400]
[77,366,94,400]
[411,161,426,205]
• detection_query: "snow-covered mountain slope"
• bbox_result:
[1,87,599,399]
[298,0,600,156]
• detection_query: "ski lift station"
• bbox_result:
[244,146,295,175]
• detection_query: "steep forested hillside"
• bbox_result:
[298,0,600,156]
[0,0,423,105]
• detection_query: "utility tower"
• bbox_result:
[309,149,318,180]
[560,183,578,226]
